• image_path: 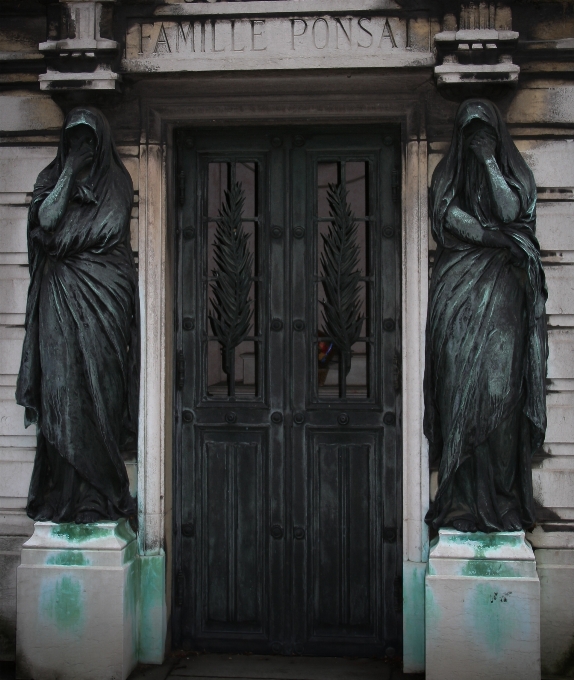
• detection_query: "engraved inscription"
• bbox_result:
[291,17,398,51]
[125,15,405,59]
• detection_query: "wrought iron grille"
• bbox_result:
[203,160,264,399]
[315,159,374,400]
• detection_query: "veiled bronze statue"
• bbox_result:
[16,107,139,524]
[424,99,547,533]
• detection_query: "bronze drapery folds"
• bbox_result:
[424,99,548,533]
[16,107,139,524]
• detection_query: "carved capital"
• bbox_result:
[433,2,519,98]
[39,0,120,91]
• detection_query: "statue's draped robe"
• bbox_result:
[424,100,547,532]
[16,108,138,522]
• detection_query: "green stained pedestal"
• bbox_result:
[16,520,139,680]
[403,560,426,673]
[425,529,541,680]
[138,552,166,664]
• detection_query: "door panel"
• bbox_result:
[174,126,401,656]
[201,431,266,633]
[310,435,378,638]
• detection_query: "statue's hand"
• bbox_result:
[469,129,497,164]
[481,228,508,249]
[66,140,94,174]
[507,240,527,267]
[482,230,526,266]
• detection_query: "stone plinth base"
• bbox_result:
[16,520,138,680]
[533,544,574,677]
[425,529,540,680]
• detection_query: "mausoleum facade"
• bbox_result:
[0,0,573,677]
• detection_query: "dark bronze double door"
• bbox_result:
[173,126,401,656]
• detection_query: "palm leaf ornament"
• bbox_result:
[320,183,364,396]
[209,181,253,395]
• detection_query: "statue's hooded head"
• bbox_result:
[29,106,133,248]
[64,114,97,173]
[54,107,131,204]
[430,99,537,245]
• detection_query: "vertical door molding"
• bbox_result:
[401,138,429,673]
[138,133,167,557]
[135,109,172,663]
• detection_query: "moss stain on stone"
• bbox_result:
[138,554,166,664]
[402,563,426,672]
[46,550,90,567]
[124,558,139,657]
[447,532,522,558]
[467,583,522,658]
[426,582,440,623]
[123,540,137,564]
[41,575,83,631]
[462,560,517,578]
[117,520,137,544]
[50,523,110,543]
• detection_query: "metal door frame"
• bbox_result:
[171,123,403,655]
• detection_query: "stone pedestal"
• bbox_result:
[16,520,138,680]
[528,526,574,677]
[425,529,540,680]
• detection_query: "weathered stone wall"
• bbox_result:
[0,91,60,660]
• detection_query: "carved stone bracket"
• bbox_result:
[434,3,519,95]
[38,0,120,91]
[39,63,121,91]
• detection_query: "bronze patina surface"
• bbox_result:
[16,107,139,524]
[424,99,548,533]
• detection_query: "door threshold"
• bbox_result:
[129,653,415,680]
